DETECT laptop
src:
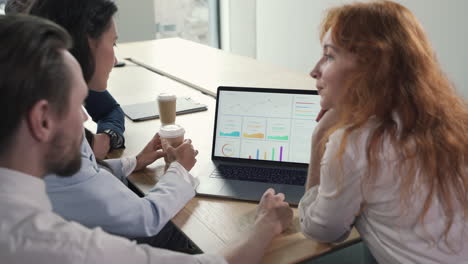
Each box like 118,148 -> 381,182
196,86 -> 321,205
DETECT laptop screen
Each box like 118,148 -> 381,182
212,87 -> 320,165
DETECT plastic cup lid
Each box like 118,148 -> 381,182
157,93 -> 177,101
159,124 -> 185,138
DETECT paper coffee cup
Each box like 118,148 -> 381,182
159,124 -> 185,169
159,124 -> 185,149
157,93 -> 177,125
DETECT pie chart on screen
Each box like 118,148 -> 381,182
221,144 -> 235,157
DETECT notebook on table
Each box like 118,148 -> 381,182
196,86 -> 321,205
122,97 -> 207,121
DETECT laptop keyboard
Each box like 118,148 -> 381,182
210,164 -> 306,186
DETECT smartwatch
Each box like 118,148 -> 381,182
103,129 -> 124,149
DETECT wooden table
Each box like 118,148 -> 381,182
116,38 -> 316,97
89,45 -> 360,263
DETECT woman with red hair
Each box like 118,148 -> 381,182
299,1 -> 468,263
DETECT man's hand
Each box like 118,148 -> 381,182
93,133 -> 111,160
135,133 -> 166,171
255,188 -> 293,236
165,139 -> 199,171
221,188 -> 293,264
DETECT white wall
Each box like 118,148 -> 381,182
220,0 -> 257,57
255,0 -> 468,99
113,0 -> 156,43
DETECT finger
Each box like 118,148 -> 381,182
154,133 -> 161,143
262,188 -> 275,199
275,192 -> 285,201
177,143 -> 191,152
146,136 -> 157,147
154,150 -> 167,159
150,138 -> 159,150
166,146 -> 175,155
316,108 -> 328,122
184,138 -> 192,144
161,140 -> 169,149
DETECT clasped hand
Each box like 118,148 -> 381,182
135,133 -> 198,172
255,188 -> 293,236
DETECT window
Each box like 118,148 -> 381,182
154,0 -> 219,48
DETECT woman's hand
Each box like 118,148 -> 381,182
135,133 -> 166,171
92,133 -> 111,160
313,108 -> 340,142
307,109 -> 341,190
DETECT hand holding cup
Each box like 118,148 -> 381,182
166,139 -> 199,171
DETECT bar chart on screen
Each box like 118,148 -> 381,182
240,140 -> 289,161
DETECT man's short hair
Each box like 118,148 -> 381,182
0,14 -> 72,153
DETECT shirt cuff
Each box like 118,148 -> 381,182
298,185 -> 319,236
121,156 -> 137,177
167,162 -> 199,189
298,185 -> 350,243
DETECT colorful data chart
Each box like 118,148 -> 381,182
221,144 -> 235,157
221,94 -> 292,118
242,117 -> 266,139
220,131 -> 240,137
218,116 -> 242,137
243,132 -> 265,139
293,96 -> 320,119
246,146 -> 285,161
267,119 -> 290,141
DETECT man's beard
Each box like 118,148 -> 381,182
45,132 -> 82,177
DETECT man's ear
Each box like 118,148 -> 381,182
27,99 -> 56,143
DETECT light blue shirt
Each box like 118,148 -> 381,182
44,137 -> 196,238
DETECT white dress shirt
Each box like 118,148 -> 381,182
0,167 -> 227,264
299,119 -> 468,264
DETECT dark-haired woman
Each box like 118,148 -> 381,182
6,0 -> 126,159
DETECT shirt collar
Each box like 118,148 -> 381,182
0,167 -> 52,210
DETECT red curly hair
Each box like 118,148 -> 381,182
320,0 -> 468,246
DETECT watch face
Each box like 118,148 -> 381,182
113,134 -> 124,148
104,129 -> 124,149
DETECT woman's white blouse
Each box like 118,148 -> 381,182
299,121 -> 468,264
